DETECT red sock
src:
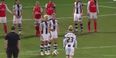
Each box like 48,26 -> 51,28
88,21 -> 91,32
94,20 -> 97,32
4,24 -> 7,34
35,25 -> 40,36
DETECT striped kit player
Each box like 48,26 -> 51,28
63,25 -> 77,58
73,0 -> 83,32
49,15 -> 59,55
40,15 -> 51,56
13,0 -> 22,34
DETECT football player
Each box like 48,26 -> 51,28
40,15 -> 50,56
73,0 -> 83,32
13,0 -> 22,35
33,1 -> 43,36
63,25 -> 77,58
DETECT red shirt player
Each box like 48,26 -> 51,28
0,0 -> 12,34
45,0 -> 56,20
33,1 -> 43,37
87,0 -> 99,32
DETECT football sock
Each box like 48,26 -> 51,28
74,23 -> 78,31
18,24 -> 22,32
48,42 -> 51,51
35,25 -> 40,36
53,43 -> 58,50
80,23 -> 83,32
3,24 -> 7,34
94,20 -> 97,32
40,44 -> 44,52
44,44 -> 48,52
88,21 -> 91,32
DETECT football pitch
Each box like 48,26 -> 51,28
0,0 -> 116,58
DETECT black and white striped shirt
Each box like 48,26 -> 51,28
74,1 -> 83,14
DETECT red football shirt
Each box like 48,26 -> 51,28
33,5 -> 42,19
46,2 -> 55,15
89,0 -> 97,12
0,2 -> 6,17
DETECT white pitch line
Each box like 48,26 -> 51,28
6,13 -> 116,22
19,13 -> 116,21
99,5 -> 116,9
0,45 -> 116,55
103,55 -> 116,56
23,2 -> 116,9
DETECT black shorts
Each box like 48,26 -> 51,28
6,47 -> 19,58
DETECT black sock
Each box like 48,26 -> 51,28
75,23 -> 78,31
53,43 -> 58,50
40,44 -> 44,52
80,23 -> 83,31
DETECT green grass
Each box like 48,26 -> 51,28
0,0 -> 116,58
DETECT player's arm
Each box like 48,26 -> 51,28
74,36 -> 77,48
40,7 -> 44,17
57,20 -> 59,33
96,0 -> 99,14
73,2 -> 75,15
6,5 -> 12,14
20,4 -> 23,16
48,22 -> 52,38
44,3 -> 47,14
63,36 -> 67,48
87,1 -> 90,15
13,5 -> 16,16
32,6 -> 35,19
53,2 -> 56,14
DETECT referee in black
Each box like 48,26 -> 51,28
4,26 -> 20,58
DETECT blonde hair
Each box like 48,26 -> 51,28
68,25 -> 74,31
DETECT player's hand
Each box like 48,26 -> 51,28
87,13 -> 90,17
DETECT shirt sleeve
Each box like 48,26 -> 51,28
45,4 -> 47,8
6,4 -> 12,14
96,0 -> 99,13
63,37 -> 67,48
87,1 -> 90,13
74,35 -> 77,48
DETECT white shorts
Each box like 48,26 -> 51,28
48,15 -> 53,20
13,16 -> 22,24
74,13 -> 82,22
34,18 -> 41,24
65,46 -> 74,56
41,33 -> 50,41
0,17 -> 7,23
50,30 -> 58,40
89,12 -> 97,19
